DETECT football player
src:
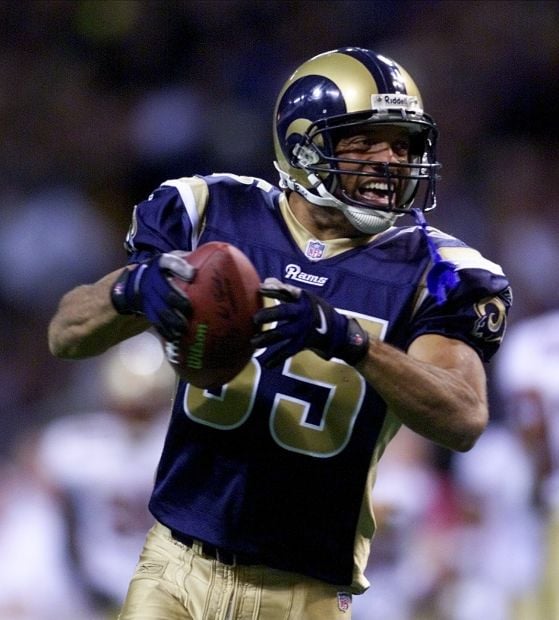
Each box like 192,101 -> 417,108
495,310 -> 559,619
48,48 -> 511,619
38,332 -> 174,617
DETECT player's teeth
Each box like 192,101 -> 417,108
362,182 -> 388,191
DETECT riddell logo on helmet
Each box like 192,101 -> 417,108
383,94 -> 408,105
372,94 -> 422,113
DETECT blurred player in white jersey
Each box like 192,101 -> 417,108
38,332 -> 174,618
450,422 -> 542,620
495,310 -> 559,619
0,432 -> 92,619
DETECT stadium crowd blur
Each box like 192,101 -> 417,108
1,1 -> 558,618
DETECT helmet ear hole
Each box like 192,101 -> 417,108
291,143 -> 321,168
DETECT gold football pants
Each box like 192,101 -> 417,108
118,521 -> 353,619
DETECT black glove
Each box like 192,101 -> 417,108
111,251 -> 195,341
252,277 -> 369,368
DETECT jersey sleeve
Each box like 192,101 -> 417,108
123,177 -> 209,263
408,248 -> 512,362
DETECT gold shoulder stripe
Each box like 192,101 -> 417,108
162,177 -> 209,247
438,247 -> 504,276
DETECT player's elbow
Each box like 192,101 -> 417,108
48,314 -> 101,359
48,323 -> 82,359
453,405 -> 488,452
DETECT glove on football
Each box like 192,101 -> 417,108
111,251 -> 195,341
252,277 -> 369,368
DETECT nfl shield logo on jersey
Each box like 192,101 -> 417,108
305,239 -> 326,261
337,592 -> 352,612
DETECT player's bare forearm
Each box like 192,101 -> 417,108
355,334 -> 488,452
48,268 -> 150,359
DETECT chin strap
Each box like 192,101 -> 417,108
274,162 -> 398,234
274,162 -> 342,209
412,208 -> 460,305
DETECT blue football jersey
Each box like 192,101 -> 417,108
123,173 -> 511,590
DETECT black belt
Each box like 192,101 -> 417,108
171,530 -> 250,566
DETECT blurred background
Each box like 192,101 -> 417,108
1,0 -> 558,618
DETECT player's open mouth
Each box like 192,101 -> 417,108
357,181 -> 393,206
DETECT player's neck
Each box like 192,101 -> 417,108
287,192 -> 364,240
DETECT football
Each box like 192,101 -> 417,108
164,242 -> 262,389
